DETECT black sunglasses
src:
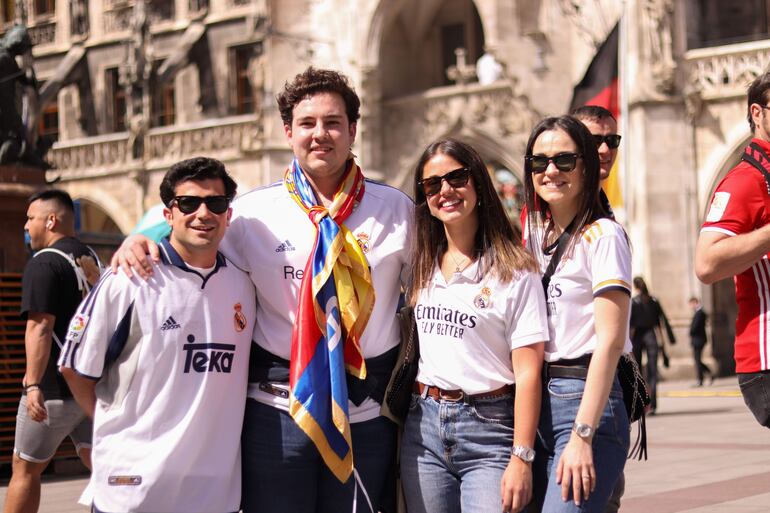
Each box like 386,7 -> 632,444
171,195 -> 230,215
593,134 -> 622,149
525,153 -> 581,174
418,167 -> 471,197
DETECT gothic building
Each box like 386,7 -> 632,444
2,0 -> 768,376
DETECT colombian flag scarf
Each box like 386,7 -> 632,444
285,156 -> 375,482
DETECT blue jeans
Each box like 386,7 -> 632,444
532,377 -> 629,513
738,371 -> 770,428
400,392 -> 517,513
241,399 -> 397,513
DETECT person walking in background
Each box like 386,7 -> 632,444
4,190 -> 96,513
524,116 -> 631,513
630,276 -> 676,415
688,297 -> 713,387
401,139 -> 548,513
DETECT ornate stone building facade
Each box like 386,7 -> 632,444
3,0 -> 768,376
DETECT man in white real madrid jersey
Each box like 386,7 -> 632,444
59,157 -> 255,513
111,68 -> 412,512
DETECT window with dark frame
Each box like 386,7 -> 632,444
1,0 -> 14,24
441,24 -> 466,86
106,68 -> 127,132
230,45 -> 255,115
38,97 -> 59,142
35,0 -> 55,17
687,0 -> 770,49
151,63 -> 175,127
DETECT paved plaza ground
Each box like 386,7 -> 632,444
0,377 -> 767,512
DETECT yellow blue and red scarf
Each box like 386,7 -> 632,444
286,156 -> 375,482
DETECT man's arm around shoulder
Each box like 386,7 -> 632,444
695,224 -> 770,284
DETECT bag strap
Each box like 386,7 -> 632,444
741,142 -> 770,195
541,219 -> 576,294
34,246 -> 100,296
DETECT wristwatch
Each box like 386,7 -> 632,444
572,422 -> 595,440
512,445 -> 535,463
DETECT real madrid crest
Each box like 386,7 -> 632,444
233,303 -> 247,332
473,287 -> 492,309
356,232 -> 370,253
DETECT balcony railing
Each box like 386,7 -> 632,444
685,39 -> 770,100
49,115 -> 261,174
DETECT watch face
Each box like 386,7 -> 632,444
576,423 -> 593,438
514,446 -> 535,462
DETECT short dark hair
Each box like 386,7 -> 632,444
159,157 -> 237,207
28,189 -> 75,213
571,105 -> 616,123
747,72 -> 770,131
276,67 -> 361,126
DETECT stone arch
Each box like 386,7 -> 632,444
698,122 -> 751,216
68,189 -> 133,236
393,121 -> 522,191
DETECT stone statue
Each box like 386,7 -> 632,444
642,0 -> 676,94
0,25 -> 41,165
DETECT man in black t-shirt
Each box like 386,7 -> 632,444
4,190 -> 94,513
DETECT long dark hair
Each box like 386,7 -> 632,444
409,138 -> 537,305
523,116 -> 607,253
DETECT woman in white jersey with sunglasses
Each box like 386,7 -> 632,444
523,116 -> 632,513
400,138 -> 548,513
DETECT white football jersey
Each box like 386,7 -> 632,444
59,239 -> 255,513
415,261 -> 549,393
529,218 -> 632,362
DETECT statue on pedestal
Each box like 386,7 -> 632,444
0,25 -> 43,166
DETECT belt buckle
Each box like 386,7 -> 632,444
439,390 -> 464,402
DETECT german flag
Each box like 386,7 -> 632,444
570,23 -> 623,210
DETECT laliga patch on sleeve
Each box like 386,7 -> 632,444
706,192 -> 730,222
67,314 -> 89,343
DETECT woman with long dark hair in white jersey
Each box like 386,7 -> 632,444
401,138 -> 548,513
524,116 -> 632,513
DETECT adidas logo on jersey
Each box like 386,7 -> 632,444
275,240 -> 296,252
160,316 -> 181,331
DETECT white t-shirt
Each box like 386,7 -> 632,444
415,261 -> 549,394
222,178 -> 413,421
530,218 -> 633,362
59,239 -> 256,513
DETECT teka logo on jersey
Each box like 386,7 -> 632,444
183,334 -> 236,373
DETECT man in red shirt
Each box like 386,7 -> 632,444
696,71 -> 770,428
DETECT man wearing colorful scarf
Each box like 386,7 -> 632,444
111,68 -> 413,512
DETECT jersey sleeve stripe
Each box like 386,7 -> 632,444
593,279 -> 631,294
105,303 -> 135,368
593,285 -> 631,298
700,226 -> 737,237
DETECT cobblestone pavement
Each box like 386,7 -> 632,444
1,377 -> 768,512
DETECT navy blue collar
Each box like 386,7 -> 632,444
158,237 -> 227,288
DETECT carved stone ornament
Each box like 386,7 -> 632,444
641,0 -> 676,95
382,82 -> 540,183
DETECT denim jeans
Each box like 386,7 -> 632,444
632,329 -> 658,410
400,392 -> 517,513
738,371 -> 770,428
532,377 -> 629,513
241,399 -> 397,513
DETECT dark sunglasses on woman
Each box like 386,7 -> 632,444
171,195 -> 230,215
525,153 -> 581,174
593,134 -> 622,149
418,167 -> 471,197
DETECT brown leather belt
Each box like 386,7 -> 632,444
414,382 -> 513,403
